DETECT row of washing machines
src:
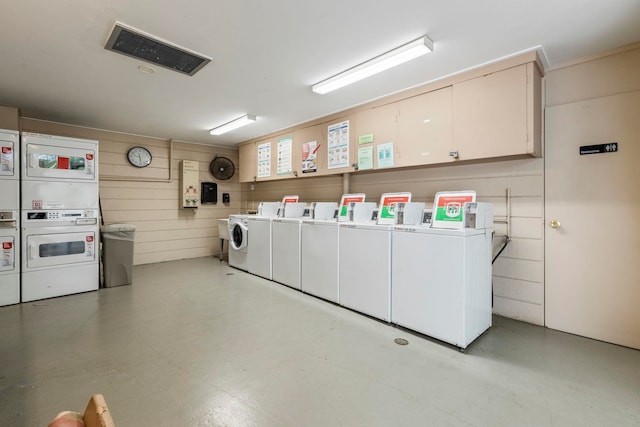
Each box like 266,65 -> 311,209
228,192 -> 493,349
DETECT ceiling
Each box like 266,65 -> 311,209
2,1 -> 639,148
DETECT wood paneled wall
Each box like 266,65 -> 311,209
248,158 -> 545,325
21,118 -> 240,265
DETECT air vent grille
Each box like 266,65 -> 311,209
105,23 -> 211,76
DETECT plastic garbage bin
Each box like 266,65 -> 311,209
101,223 -> 136,287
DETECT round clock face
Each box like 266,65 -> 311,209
127,146 -> 152,168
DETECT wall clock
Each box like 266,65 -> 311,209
127,146 -> 152,168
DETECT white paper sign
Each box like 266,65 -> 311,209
327,120 -> 350,169
257,142 -> 271,178
277,137 -> 293,175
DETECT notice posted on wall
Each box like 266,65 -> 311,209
376,142 -> 394,168
328,120 -> 350,169
277,136 -> 293,175
302,140 -> 319,173
257,142 -> 271,178
358,146 -> 373,170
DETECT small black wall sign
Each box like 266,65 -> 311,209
579,143 -> 618,155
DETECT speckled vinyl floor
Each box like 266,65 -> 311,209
0,257 -> 639,426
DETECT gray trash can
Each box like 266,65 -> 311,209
101,223 -> 136,287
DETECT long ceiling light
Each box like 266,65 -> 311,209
312,36 -> 433,95
210,114 -> 257,135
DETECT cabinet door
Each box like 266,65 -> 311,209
252,133 -> 294,182
324,115 -> 357,174
452,64 -> 538,160
354,103 -> 398,170
396,87 -> 454,167
238,142 -> 256,183
294,123 -> 325,176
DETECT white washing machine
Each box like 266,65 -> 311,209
337,202 -> 393,321
271,203 -> 307,289
228,215 -> 249,271
0,129 -> 20,306
245,201 -> 282,280
300,202 -> 339,302
391,203 -> 493,349
301,221 -> 339,302
247,216 -> 273,280
339,222 -> 392,321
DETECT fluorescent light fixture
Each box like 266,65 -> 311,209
312,36 -> 433,95
210,114 -> 257,135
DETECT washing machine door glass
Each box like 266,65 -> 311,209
230,223 -> 247,250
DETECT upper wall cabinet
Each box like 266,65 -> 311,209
252,133 -> 295,182
452,63 -> 542,160
294,123 -> 326,176
353,103 -> 398,170
322,115 -> 357,175
238,141 -> 256,182
396,86 -> 454,167
238,56 -> 543,182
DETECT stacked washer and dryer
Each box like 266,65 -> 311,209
20,133 -> 100,302
0,129 -> 20,306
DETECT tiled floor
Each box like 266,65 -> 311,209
1,257 -> 639,426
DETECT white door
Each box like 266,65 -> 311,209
22,134 -> 97,181
0,137 -> 17,177
25,230 -> 96,269
545,91 -> 640,349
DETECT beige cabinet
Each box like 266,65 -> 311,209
324,116 -> 357,175
396,87 -> 454,167
452,63 -> 542,160
238,142 -> 256,183
353,103 -> 398,170
238,59 -> 543,182
294,123 -> 325,176
253,133 -> 295,182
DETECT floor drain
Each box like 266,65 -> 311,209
394,338 -> 409,346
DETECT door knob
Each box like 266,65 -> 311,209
549,220 -> 561,229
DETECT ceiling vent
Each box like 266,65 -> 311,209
104,23 -> 211,76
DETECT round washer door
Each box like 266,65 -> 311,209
230,222 -> 248,250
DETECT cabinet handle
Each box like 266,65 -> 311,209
549,220 -> 561,229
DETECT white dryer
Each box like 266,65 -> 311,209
228,215 -> 249,271
0,129 -> 20,306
